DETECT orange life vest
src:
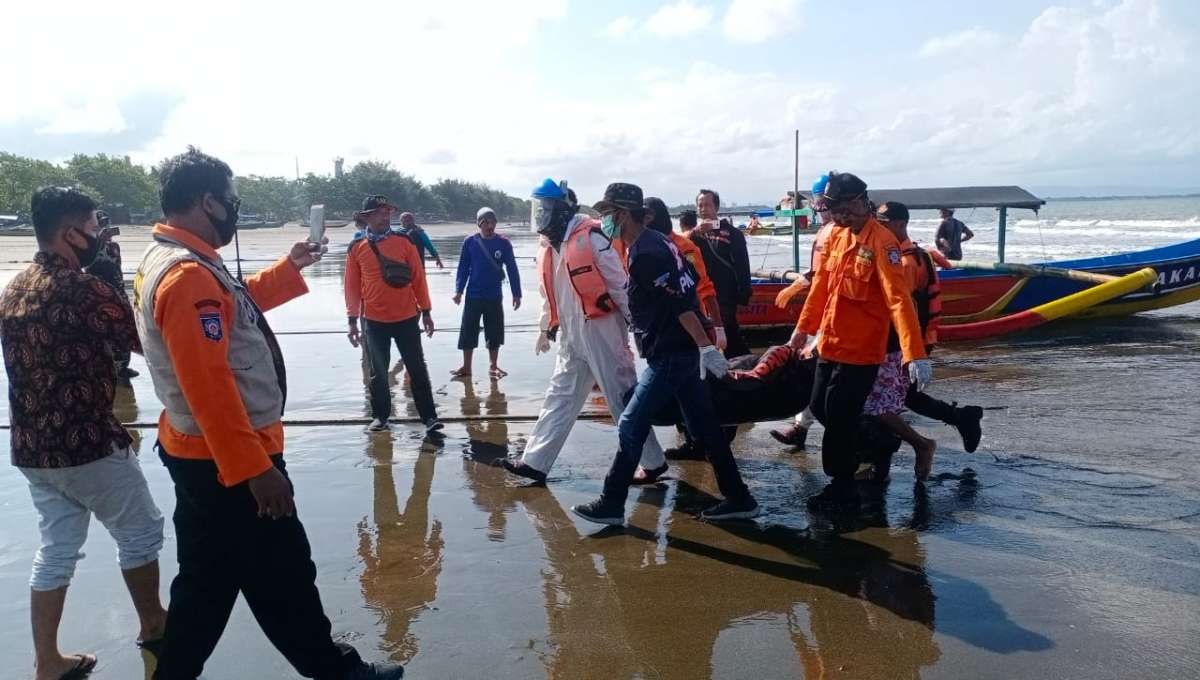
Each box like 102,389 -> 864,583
539,219 -> 617,334
905,246 -> 942,347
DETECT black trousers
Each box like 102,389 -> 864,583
363,316 -> 437,422
719,301 -> 751,358
809,359 -> 880,482
155,451 -> 360,680
458,296 -> 505,351
905,383 -> 958,424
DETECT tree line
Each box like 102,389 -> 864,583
0,152 -> 530,223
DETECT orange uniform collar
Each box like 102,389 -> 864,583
153,223 -> 221,261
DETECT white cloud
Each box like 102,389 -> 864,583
1,0 -> 1196,203
602,15 -> 636,38
918,27 -> 1002,58
723,0 -> 801,43
645,1 -> 713,38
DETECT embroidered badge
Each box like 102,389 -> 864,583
199,312 -> 223,341
857,247 -> 875,262
887,247 -> 902,265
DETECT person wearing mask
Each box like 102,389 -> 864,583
789,172 -> 931,508
398,211 -> 444,269
500,179 -> 668,486
451,207 -> 522,379
345,195 -> 443,434
644,196 -> 734,460
691,188 -> 752,357
86,209 -> 139,381
935,208 -> 974,261
572,183 -> 759,524
770,175 -> 835,449
2,187 -> 165,680
134,148 -> 404,679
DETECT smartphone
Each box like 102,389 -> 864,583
308,204 -> 325,244
99,225 -> 121,239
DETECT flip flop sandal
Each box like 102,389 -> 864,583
57,653 -> 97,680
137,637 -> 164,656
449,368 -> 471,378
489,367 -> 508,378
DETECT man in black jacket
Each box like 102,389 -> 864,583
689,188 -> 752,357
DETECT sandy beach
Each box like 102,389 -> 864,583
1,222 -> 1198,679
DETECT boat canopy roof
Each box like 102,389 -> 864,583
799,185 -> 1046,212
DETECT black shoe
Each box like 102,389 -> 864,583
701,496 -> 761,520
500,458 -> 547,484
344,660 -> 405,679
571,497 -> 625,525
805,482 -> 857,511
118,367 -> 139,379
769,424 -> 808,449
424,418 -> 445,434
955,405 -> 983,453
632,463 -> 669,485
664,441 -> 706,461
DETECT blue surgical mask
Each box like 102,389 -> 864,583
601,214 -> 620,239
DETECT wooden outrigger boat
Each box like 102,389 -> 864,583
742,186 -> 1200,340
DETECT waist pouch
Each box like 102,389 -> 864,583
368,240 -> 413,288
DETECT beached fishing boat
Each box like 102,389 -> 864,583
743,186 -> 1200,340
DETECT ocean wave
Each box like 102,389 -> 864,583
1014,217 -> 1200,230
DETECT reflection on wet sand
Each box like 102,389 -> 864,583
459,379 -> 513,542
509,455 -> 945,679
358,434 -> 444,664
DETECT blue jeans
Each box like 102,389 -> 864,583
602,350 -> 751,504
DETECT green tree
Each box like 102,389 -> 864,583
0,152 -> 85,215
66,153 -> 156,213
236,175 -> 300,220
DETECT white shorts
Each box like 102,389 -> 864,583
19,446 -> 164,591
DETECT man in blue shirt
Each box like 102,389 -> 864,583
572,183 -> 760,524
452,207 -> 521,379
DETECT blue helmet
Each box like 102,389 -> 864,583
811,173 -> 830,197
532,178 -> 568,201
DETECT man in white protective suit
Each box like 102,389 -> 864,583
499,179 -> 668,485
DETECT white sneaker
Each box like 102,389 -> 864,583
368,419 -> 389,432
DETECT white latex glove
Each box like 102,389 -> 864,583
699,345 -> 729,380
534,331 -> 551,355
714,326 -> 727,352
908,359 -> 933,392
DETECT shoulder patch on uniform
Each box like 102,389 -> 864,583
193,298 -> 222,310
887,246 -> 902,265
199,311 -> 223,341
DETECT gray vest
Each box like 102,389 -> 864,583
134,235 -> 287,436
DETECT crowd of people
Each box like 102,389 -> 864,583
1,145 -> 984,678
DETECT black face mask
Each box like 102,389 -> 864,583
71,228 -> 101,268
206,195 -> 240,246
537,201 -> 574,249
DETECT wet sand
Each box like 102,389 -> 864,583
1,226 -> 1198,679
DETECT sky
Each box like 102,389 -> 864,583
2,0 -> 1198,204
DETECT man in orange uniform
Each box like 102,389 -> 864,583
788,172 -> 932,507
135,148 -> 404,679
344,195 -> 442,434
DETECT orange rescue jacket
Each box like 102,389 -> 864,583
539,218 -> 617,334
796,218 -> 927,365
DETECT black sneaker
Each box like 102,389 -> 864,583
118,367 -> 140,379
500,458 -> 547,484
344,660 -> 405,679
571,497 -> 625,525
424,418 -> 445,435
769,424 -> 808,449
700,496 -> 761,520
955,405 -> 983,453
664,441 -> 706,461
